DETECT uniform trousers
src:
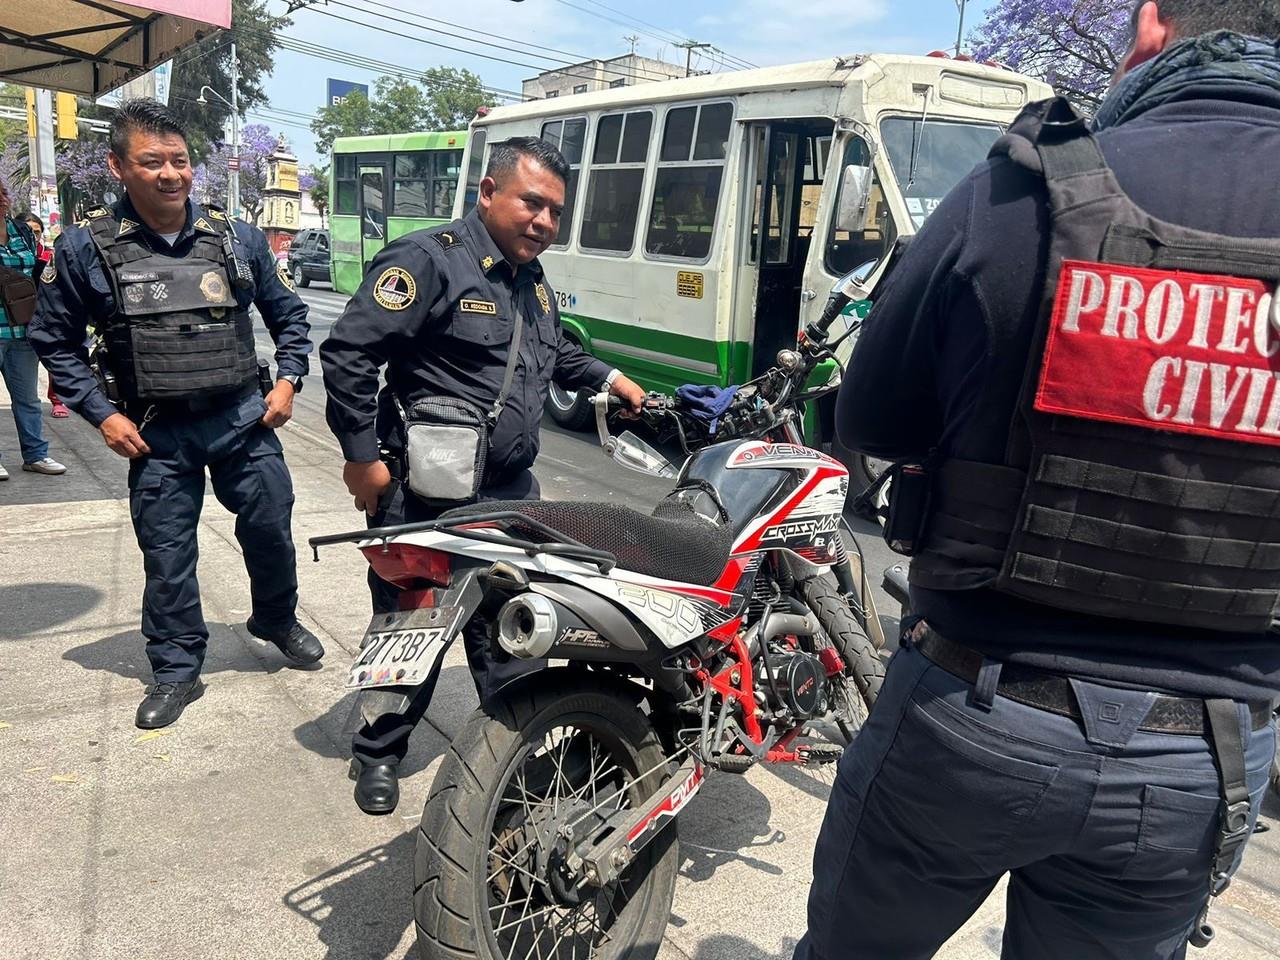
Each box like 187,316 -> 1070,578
127,390 -> 299,683
351,468 -> 544,767
794,640 -> 1276,960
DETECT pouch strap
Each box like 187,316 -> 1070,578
487,305 -> 526,426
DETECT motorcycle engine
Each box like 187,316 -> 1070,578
763,651 -> 827,719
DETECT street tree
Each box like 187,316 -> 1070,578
58,137 -> 116,217
192,124 -> 280,222
306,165 -> 329,226
969,0 -> 1132,109
310,69 -> 495,155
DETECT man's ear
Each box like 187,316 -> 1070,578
1123,1 -> 1175,74
106,150 -> 124,182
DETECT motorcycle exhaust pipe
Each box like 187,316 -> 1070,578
497,593 -> 558,659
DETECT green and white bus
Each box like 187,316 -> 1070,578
330,130 -> 467,294
456,53 -> 1052,470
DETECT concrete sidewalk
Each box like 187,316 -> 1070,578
1,384 -> 1278,960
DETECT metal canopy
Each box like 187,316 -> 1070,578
0,1 -> 231,98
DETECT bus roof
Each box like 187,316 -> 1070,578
332,129 -> 468,154
471,53 -> 1051,127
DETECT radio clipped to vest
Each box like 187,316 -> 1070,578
852,458 -> 933,556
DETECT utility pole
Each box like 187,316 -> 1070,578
25,88 -> 60,230
955,0 -> 969,57
229,41 -> 241,220
677,40 -> 712,78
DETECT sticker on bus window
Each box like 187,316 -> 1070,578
677,271 -> 704,300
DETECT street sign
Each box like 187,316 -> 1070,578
227,156 -> 240,171
326,78 -> 369,108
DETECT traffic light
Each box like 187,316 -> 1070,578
56,93 -> 78,140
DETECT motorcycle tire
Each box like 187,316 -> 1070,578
802,574 -> 885,742
413,671 -> 679,960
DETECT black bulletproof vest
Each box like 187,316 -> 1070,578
85,206 -> 256,402
912,97 -> 1280,634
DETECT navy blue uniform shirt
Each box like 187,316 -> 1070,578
29,195 -> 312,427
839,81 -> 1280,702
321,208 -> 612,479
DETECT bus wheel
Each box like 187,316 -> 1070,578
547,381 -> 593,430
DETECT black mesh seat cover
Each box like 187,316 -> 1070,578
442,497 -> 736,586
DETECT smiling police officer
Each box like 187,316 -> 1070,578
29,99 -> 324,730
321,137 -> 645,814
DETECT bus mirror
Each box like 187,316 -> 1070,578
836,164 -> 873,233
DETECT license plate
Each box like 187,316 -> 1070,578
348,606 -> 463,689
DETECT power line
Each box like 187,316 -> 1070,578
553,0 -> 757,71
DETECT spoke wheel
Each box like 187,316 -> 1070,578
414,673 -> 678,960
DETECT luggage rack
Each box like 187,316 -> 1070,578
308,510 -> 618,573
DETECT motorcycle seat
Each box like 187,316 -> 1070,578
443,498 -> 737,587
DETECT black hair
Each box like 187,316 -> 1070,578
485,137 -> 570,186
25,213 -> 43,230
1134,1 -> 1280,41
109,98 -> 188,158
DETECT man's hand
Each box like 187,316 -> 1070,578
260,381 -> 295,429
99,412 -> 150,459
344,459 -> 393,516
609,374 -> 646,414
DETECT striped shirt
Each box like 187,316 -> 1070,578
0,218 -> 36,340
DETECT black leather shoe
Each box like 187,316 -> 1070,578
353,763 -> 400,815
246,617 -> 325,666
135,680 -> 205,729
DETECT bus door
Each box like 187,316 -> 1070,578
359,163 -> 388,272
745,119 -> 833,376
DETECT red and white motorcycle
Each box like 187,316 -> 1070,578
310,271 -> 886,960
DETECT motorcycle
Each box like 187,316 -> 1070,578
309,268 -> 888,960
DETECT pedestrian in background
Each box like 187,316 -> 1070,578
30,99 -> 323,729
0,178 -> 66,481
23,214 -> 70,418
797,2 -> 1280,959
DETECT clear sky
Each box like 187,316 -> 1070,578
253,0 -> 1000,167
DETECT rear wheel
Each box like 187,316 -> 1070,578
802,574 -> 884,743
547,380 -> 594,430
414,673 -> 679,960
292,264 -> 310,288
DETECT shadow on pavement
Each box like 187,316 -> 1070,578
690,934 -> 798,959
0,581 -> 103,638
679,773 -> 786,882
62,621 -> 296,682
282,830 -> 416,960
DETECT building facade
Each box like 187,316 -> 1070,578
522,54 -> 687,101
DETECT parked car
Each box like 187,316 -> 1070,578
286,228 -> 330,288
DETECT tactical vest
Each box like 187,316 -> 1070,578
84,206 -> 257,403
911,97 -> 1280,633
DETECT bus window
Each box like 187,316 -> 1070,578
393,149 -> 463,218
879,117 -> 999,228
335,154 -> 358,215
824,136 -> 895,277
581,110 -> 652,254
645,101 -> 733,261
462,129 -> 486,215
541,117 -> 587,246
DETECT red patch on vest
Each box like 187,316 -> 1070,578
1036,259 -> 1280,446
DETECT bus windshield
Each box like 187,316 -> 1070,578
879,117 -> 1001,229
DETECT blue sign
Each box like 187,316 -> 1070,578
326,79 -> 369,108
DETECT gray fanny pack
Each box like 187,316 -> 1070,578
397,310 -> 524,504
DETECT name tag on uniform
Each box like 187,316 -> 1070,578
460,299 -> 497,315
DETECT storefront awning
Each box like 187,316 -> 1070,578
0,1 -> 231,98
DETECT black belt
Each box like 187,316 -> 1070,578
913,624 -> 1271,736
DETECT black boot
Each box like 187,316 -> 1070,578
352,762 -> 400,815
135,679 -> 205,729
246,617 -> 325,666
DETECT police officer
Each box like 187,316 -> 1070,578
321,137 -> 645,814
797,3 -> 1280,958
30,99 -> 324,730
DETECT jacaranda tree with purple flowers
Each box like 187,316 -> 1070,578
192,123 -> 279,222
970,0 -> 1134,109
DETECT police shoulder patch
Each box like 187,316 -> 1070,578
207,208 -> 228,222
433,230 -> 462,250
372,267 -> 417,311
40,261 -> 57,284
276,259 -> 296,292
85,207 -> 110,220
